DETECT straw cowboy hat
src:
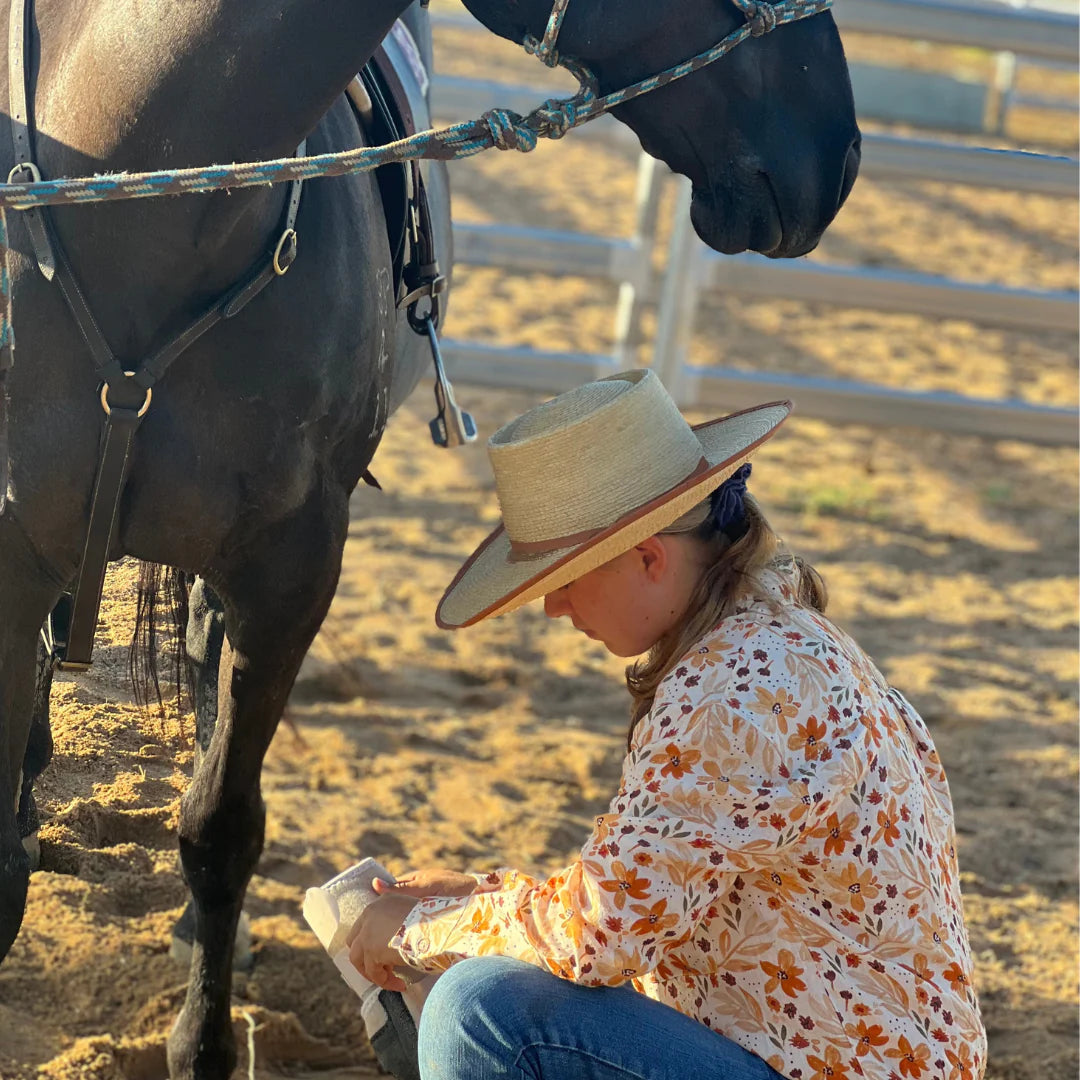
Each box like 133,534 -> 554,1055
436,369 -> 791,629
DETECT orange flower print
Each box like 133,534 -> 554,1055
918,913 -> 953,956
808,811 -> 858,856
562,907 -> 589,948
750,686 -> 800,732
467,907 -> 491,934
807,1045 -> 849,1080
753,867 -> 807,903
852,1003 -> 871,1017
629,899 -> 680,936
908,952 -> 935,981
942,962 -> 969,994
700,756 -> 753,797
831,863 -> 880,911
946,1044 -> 975,1080
610,946 -> 643,979
885,1037 -> 932,1078
788,715 -> 827,760
760,948 -> 808,998
599,861 -> 651,909
650,743 -> 701,780
874,797 -> 902,847
846,1019 -> 889,1059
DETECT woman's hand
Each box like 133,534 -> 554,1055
373,868 -> 477,899
346,893 -> 418,992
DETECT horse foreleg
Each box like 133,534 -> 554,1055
0,521 -> 62,961
166,492 -> 349,1080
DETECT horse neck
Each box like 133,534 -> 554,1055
25,0 -> 413,317
34,0 -> 413,171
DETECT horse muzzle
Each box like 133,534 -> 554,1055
690,134 -> 862,259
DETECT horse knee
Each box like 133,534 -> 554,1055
176,789 -> 265,906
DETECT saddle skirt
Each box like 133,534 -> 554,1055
354,18 -> 448,313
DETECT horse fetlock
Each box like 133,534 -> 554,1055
166,1006 -> 238,1080
0,847 -> 31,962
170,906 -> 253,972
21,831 -> 40,871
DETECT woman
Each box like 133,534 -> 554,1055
347,369 -> 986,1080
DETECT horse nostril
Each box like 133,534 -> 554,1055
837,136 -> 861,211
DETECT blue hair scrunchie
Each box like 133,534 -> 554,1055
708,462 -> 752,535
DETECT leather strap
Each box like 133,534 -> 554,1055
56,155 -> 305,670
50,242 -> 129,387
0,369 -> 8,515
60,405 -> 142,670
136,146 -> 304,391
8,0 -> 55,280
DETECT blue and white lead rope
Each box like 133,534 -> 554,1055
0,0 -> 832,361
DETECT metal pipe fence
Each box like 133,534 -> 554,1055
432,2 -> 1079,444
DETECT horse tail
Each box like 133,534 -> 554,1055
130,562 -> 191,718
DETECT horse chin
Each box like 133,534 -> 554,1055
689,186 -> 783,257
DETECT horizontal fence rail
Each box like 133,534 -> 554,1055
703,252 -> 1079,334
451,223 -> 1079,335
684,367 -> 1078,446
834,0 -> 1078,62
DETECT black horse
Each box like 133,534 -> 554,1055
0,0 -> 860,1076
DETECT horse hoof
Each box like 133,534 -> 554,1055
170,909 -> 254,972
21,832 -> 40,872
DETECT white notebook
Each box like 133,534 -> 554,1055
303,857 -> 437,1024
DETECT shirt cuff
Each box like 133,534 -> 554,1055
391,893 -> 472,970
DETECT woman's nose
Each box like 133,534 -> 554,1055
544,589 -> 570,619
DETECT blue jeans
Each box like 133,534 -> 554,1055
416,956 -> 785,1080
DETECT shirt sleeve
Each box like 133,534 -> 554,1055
393,619 -> 869,984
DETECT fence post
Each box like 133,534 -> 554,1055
651,175 -> 703,406
612,153 -> 664,371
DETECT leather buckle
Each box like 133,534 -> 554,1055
273,228 -> 298,275
100,371 -> 152,418
400,273 -> 448,313
7,160 -> 41,184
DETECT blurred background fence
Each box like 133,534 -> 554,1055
427,0 -> 1079,445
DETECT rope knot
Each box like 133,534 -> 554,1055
746,2 -> 778,36
482,109 -> 539,153
529,97 -> 579,141
522,33 -> 560,69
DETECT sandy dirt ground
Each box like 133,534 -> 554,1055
0,6 -> 1076,1079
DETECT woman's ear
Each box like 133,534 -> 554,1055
636,535 -> 670,584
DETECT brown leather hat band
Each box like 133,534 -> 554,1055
507,456 -> 710,561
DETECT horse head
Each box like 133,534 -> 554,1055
461,0 -> 861,258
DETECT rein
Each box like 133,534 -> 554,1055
0,0 -> 832,215
0,0 -> 832,670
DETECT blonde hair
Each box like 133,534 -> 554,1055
624,493 -> 826,744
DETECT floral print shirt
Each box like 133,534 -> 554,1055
394,562 -> 986,1080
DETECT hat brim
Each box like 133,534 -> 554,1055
436,399 -> 792,629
